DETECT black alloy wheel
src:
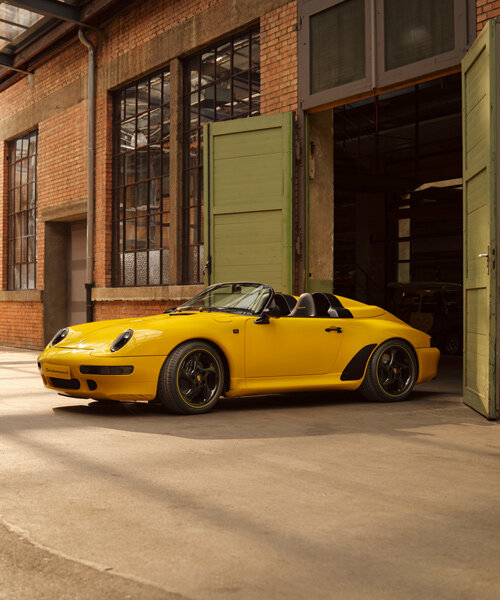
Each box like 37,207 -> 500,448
178,350 -> 220,406
158,341 -> 224,414
376,346 -> 413,396
359,339 -> 417,402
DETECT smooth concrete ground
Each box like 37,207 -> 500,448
0,348 -> 499,600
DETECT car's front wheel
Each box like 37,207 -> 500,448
158,341 -> 224,414
359,339 -> 417,402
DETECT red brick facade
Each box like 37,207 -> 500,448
261,1 -> 298,114
94,300 -> 177,322
0,0 -> 299,349
478,0 -> 500,30
0,302 -> 43,349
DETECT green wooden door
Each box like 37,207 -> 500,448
462,19 -> 499,420
204,113 -> 293,292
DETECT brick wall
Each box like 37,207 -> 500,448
260,1 -> 298,114
37,102 -> 87,290
0,40 -> 87,123
94,91 -> 113,289
0,302 -> 43,350
477,0 -> 500,31
102,0 -> 218,66
0,0 -> 299,349
95,299 -> 178,321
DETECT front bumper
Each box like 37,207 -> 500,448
38,347 -> 165,402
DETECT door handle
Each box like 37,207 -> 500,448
478,248 -> 491,274
325,326 -> 343,333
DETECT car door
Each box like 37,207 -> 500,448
244,316 -> 344,378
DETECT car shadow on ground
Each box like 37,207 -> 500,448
50,383 -> 497,443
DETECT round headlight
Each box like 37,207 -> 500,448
50,328 -> 69,347
110,329 -> 134,353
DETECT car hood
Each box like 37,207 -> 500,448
46,311 -> 238,355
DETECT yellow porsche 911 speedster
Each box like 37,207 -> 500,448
38,282 -> 440,414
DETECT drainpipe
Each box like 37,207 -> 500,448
78,28 -> 95,322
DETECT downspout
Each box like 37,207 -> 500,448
78,28 -> 95,323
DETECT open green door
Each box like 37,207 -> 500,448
203,113 -> 293,292
462,19 -> 499,420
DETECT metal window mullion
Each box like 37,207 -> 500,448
133,80 -> 138,286
159,72 -> 164,283
122,189 -> 126,286
145,78 -> 151,285
132,218 -> 137,286
230,39 -> 234,119
249,30 -> 253,113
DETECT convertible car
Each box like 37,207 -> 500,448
38,282 -> 440,414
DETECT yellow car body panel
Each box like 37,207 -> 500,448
38,290 -> 440,403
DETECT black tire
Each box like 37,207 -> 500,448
358,339 -> 417,402
444,332 -> 461,356
158,341 -> 224,414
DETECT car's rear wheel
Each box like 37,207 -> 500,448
359,339 -> 417,402
158,341 -> 224,414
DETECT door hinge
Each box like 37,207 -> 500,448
203,255 -> 212,276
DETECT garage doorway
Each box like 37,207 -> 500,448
333,73 -> 463,356
43,218 -> 87,345
68,221 -> 87,325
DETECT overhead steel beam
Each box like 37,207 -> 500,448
3,0 -> 98,29
0,17 -> 29,29
0,51 -> 31,73
0,53 -> 13,68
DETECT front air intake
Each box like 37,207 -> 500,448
80,365 -> 134,375
50,377 -> 81,390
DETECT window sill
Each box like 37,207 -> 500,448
0,289 -> 43,302
92,285 -> 204,302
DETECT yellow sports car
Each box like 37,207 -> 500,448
38,282 -> 440,414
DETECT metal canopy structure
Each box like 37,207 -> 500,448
0,0 -> 111,84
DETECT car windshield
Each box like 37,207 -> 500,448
174,283 -> 272,316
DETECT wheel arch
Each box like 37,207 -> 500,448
165,337 -> 231,393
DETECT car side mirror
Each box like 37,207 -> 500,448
254,305 -> 281,324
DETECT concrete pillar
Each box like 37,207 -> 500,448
307,110 -> 334,293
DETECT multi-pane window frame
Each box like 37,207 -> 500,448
298,0 -> 475,110
182,25 -> 261,284
112,68 -> 171,287
7,129 -> 38,291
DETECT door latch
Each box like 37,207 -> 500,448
325,327 -> 343,333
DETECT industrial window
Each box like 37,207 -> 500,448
7,130 -> 38,290
310,0 -> 366,95
299,0 -> 473,109
112,69 -> 171,286
182,26 -> 260,284
384,0 -> 455,72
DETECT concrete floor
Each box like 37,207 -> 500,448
0,348 -> 499,599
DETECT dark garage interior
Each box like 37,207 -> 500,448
332,73 -> 463,354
